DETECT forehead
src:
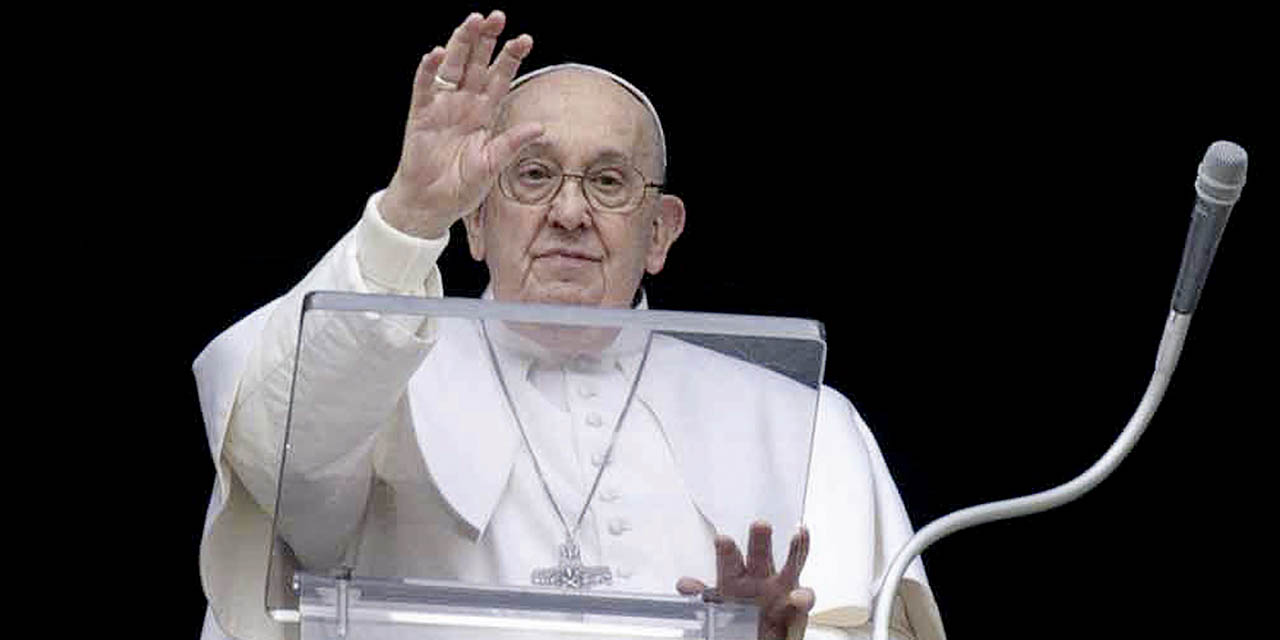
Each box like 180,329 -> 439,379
503,70 -> 657,168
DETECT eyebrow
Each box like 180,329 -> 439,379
519,142 -> 635,167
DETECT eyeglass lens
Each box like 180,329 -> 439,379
502,159 -> 645,211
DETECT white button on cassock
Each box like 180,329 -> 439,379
608,518 -> 631,535
577,384 -> 597,399
591,452 -> 609,467
599,487 -> 620,503
585,412 -> 603,428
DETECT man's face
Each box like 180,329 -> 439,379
464,70 -> 683,308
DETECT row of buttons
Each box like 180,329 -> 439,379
568,375 -> 633,579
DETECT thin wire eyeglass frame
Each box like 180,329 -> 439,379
498,161 -> 665,214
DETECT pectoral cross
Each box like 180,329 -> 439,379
531,540 -> 612,589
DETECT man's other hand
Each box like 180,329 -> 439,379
677,522 -> 815,640
381,10 -> 544,239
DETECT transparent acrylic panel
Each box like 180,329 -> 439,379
266,293 -> 825,637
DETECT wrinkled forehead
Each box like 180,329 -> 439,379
500,67 -> 664,177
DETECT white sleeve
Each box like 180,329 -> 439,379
195,191 -> 450,640
808,593 -> 921,639
803,387 -> 946,640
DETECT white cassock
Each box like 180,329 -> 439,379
195,193 -> 945,640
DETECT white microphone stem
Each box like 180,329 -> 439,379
871,311 -> 1190,640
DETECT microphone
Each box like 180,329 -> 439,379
1171,140 -> 1248,314
872,139 -> 1250,640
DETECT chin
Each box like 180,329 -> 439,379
524,283 -> 605,307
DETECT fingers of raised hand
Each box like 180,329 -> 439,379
439,13 -> 482,86
413,12 -> 531,112
746,521 -> 776,578
409,47 -> 447,111
486,34 -> 533,101
464,10 -> 506,89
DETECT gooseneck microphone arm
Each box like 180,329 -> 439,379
871,141 -> 1248,640
870,312 -> 1188,639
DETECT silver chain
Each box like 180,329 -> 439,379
479,320 -> 654,543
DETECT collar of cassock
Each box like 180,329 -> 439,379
404,288 -> 664,539
479,285 -> 652,385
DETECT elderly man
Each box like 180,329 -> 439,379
195,10 -> 942,640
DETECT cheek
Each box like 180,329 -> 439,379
487,211 -> 538,262
603,221 -> 653,271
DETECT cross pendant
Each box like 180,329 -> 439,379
531,539 -> 612,589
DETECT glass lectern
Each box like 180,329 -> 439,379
267,292 -> 825,639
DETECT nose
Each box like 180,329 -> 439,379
546,175 -> 592,231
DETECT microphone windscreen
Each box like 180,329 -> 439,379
1196,140 -> 1248,203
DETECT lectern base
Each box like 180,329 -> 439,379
285,572 -> 759,640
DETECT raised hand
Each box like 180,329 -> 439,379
677,522 -> 815,640
381,10 -> 544,239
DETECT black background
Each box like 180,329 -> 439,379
106,5 -> 1274,638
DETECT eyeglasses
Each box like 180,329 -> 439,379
498,158 -> 664,213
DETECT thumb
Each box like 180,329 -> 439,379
785,588 -> 814,640
675,576 -> 706,596
483,122 -> 545,177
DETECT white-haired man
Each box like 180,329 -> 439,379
195,10 -> 942,640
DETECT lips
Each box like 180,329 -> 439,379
535,248 -> 601,262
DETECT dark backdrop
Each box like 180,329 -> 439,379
121,5 -> 1273,638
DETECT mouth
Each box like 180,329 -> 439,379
535,248 -> 601,263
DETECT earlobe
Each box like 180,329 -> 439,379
646,195 -> 686,275
463,207 -> 486,262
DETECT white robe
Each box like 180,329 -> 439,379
194,192 -> 944,640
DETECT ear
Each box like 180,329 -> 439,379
462,206 -> 487,262
645,194 -> 685,275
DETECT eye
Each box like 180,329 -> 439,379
588,168 -> 627,191
516,160 -> 556,184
